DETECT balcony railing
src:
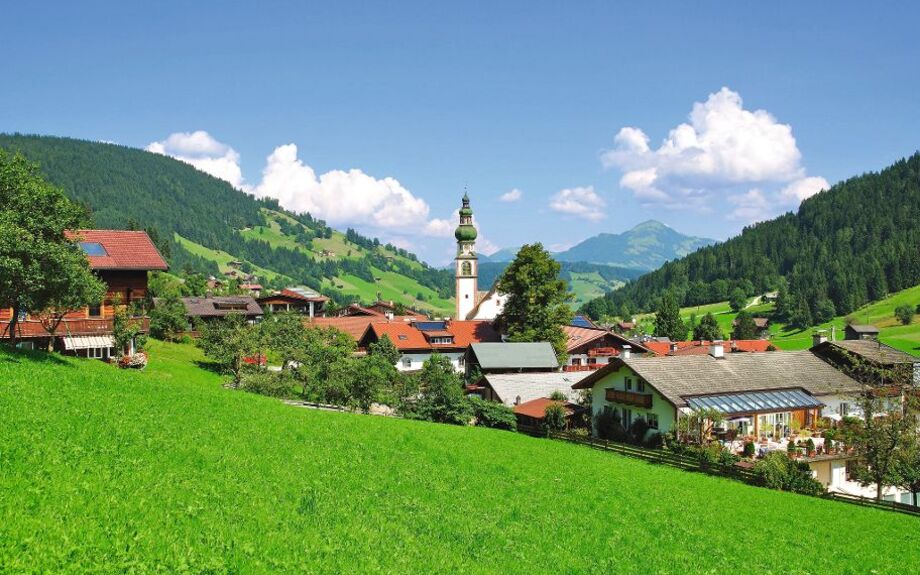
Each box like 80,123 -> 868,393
606,388 -> 652,408
588,347 -> 618,357
0,317 -> 150,338
564,364 -> 604,372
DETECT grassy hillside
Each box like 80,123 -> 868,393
643,285 -> 920,356
2,344 -> 919,573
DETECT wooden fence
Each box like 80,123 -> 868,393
548,431 -> 920,517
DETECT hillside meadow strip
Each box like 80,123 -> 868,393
1,341 -> 919,574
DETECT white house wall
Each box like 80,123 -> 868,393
589,365 -> 675,433
397,352 -> 465,373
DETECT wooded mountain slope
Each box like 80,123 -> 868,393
583,153 -> 920,325
0,134 -> 454,311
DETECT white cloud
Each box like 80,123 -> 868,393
499,188 -> 522,202
780,176 -> 830,202
728,189 -> 771,223
147,132 -> 448,236
147,131 -> 246,190
549,186 -> 606,221
602,87 -> 826,222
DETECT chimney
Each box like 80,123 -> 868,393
812,330 -> 828,347
385,311 -> 394,320
621,345 -> 631,360
668,342 -> 678,355
710,340 -> 725,359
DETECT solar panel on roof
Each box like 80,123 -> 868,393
570,315 -> 594,328
414,321 -> 447,331
79,242 -> 107,256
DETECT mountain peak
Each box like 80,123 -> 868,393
629,219 -> 670,232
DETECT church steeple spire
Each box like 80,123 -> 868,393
454,192 -> 478,319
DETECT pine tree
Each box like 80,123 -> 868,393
693,313 -> 723,341
653,293 -> 686,341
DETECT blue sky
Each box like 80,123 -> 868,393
2,1 -> 918,264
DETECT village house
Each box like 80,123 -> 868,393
173,296 -> 263,330
641,339 -> 773,356
358,319 -> 500,372
471,371 -> 589,406
257,287 -> 329,317
513,397 -> 585,434
238,283 -> 263,297
563,325 -> 651,371
0,230 -> 168,358
465,342 -> 559,376
810,334 -> 920,388
572,342 -> 863,439
844,324 -> 880,340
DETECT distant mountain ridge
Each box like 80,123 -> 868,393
554,220 -> 716,270
482,221 -> 715,271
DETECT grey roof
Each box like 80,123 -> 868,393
574,351 -> 862,407
824,340 -> 919,364
686,389 -> 824,415
847,324 -> 880,334
481,372 -> 590,407
176,296 -> 263,318
470,342 -> 559,370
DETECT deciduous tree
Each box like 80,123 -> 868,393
495,243 -> 573,361
692,312 -> 723,341
653,293 -> 686,341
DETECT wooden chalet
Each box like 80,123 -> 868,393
0,230 -> 168,358
562,325 -> 651,371
257,287 -> 328,317
358,319 -> 501,372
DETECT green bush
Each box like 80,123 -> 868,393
595,408 -> 628,442
467,396 -> 517,431
743,441 -> 756,458
542,404 -> 567,435
753,452 -> 824,495
643,431 -> 664,449
628,417 -> 650,445
240,371 -> 296,398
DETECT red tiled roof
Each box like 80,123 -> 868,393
367,320 -> 500,351
65,230 -> 168,271
513,398 -> 581,419
279,288 -> 328,302
307,315 -> 419,342
563,325 -> 650,354
644,340 -> 773,356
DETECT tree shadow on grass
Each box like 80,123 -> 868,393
194,359 -> 225,375
0,347 -> 73,367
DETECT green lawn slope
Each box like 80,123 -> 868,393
2,343 -> 919,573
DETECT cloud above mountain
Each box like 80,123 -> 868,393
147,131 -> 448,237
499,188 -> 522,202
549,186 -> 606,221
601,87 -> 828,224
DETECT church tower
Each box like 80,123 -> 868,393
454,192 -> 478,320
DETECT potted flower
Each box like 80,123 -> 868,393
824,437 -> 835,455
805,438 -> 816,457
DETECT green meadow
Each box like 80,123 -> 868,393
2,341 -> 920,574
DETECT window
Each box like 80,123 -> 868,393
88,304 -> 102,317
625,377 -> 632,391
623,408 -> 633,428
79,242 -> 107,256
88,347 -> 106,359
839,403 -> 850,417
647,413 -> 659,429
637,380 -> 646,392
458,356 -> 465,367
402,357 -> 412,368
398,335 -> 408,341
461,261 -> 472,276
571,358 -> 581,366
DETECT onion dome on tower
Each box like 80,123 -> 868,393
454,192 -> 478,242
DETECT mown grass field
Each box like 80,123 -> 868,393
2,342 -> 920,573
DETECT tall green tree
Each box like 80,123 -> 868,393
894,428 -> 920,507
732,310 -> 758,340
895,304 -> 915,326
293,326 -> 355,400
413,353 -> 471,425
728,288 -> 747,313
149,294 -> 189,341
692,312 -> 724,341
0,151 -> 101,347
653,293 -> 686,341
851,395 -> 914,501
260,311 -> 308,370
368,334 -> 401,366
495,243 -> 573,360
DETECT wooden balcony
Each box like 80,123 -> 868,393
605,388 -> 652,408
0,317 -> 150,338
564,364 -> 604,372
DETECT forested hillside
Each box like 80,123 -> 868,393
478,260 -> 644,306
583,153 -> 920,326
0,134 -> 454,313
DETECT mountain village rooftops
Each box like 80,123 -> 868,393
361,320 -> 501,351
846,324 -> 880,335
812,339 -> 919,365
562,325 -> 651,354
643,339 -> 773,356
477,372 -> 589,406
468,342 -> 559,370
66,230 -> 169,271
176,296 -> 263,318
572,351 -> 862,408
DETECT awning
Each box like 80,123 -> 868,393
685,388 -> 824,416
63,335 -> 114,350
